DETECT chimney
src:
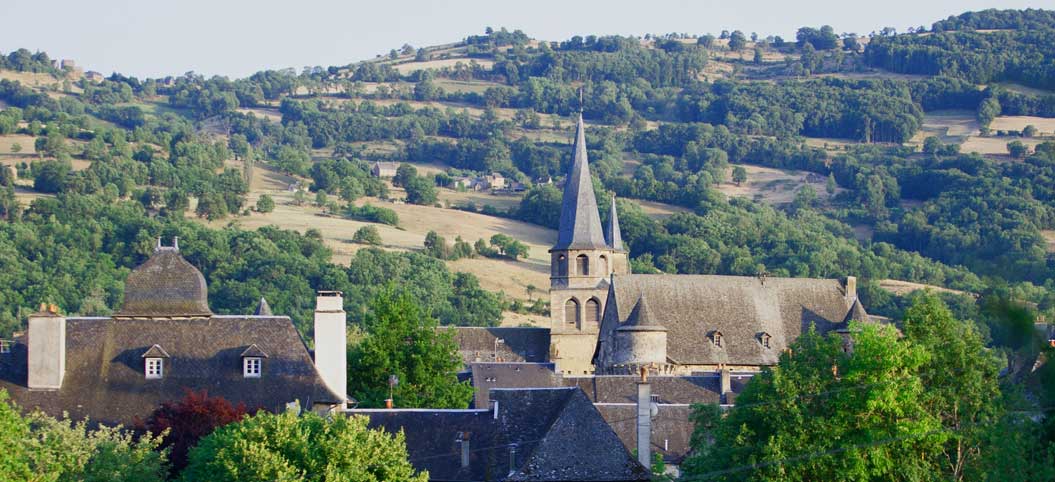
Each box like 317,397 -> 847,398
28,305 -> 66,390
314,291 -> 347,407
720,367 -> 731,404
845,276 -> 857,304
459,432 -> 471,469
508,443 -> 518,477
636,368 -> 651,468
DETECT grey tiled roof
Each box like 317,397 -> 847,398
469,363 -> 561,409
594,404 -> 694,463
0,315 -> 341,427
440,327 -> 551,368
563,375 -> 736,405
600,274 -> 857,366
115,249 -> 212,318
605,196 -> 624,251
843,298 -> 869,324
353,388 -> 648,481
617,296 -> 666,332
553,114 -> 607,251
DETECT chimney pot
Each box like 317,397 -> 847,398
636,378 -> 651,468
314,291 -> 347,407
385,398 -> 393,409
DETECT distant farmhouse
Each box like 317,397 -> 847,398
0,239 -> 348,426
371,161 -> 400,178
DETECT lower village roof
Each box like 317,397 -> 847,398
440,327 -> 552,367
0,315 -> 342,426
598,274 -> 858,367
351,388 -> 649,482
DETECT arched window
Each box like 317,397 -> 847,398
564,298 -> 580,325
585,298 -> 601,324
576,254 -> 590,276
598,255 -> 608,275
557,255 -> 568,277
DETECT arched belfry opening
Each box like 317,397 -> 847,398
577,254 -> 590,276
565,298 -> 581,326
585,298 -> 601,324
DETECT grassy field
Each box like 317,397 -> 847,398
961,135 -> 1046,156
1042,230 -> 1055,253
392,58 -> 495,74
911,110 -> 979,145
878,279 -> 973,297
715,164 -> 839,205
989,116 -> 1055,136
433,78 -> 504,94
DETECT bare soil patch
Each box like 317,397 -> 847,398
1042,230 -> 1055,253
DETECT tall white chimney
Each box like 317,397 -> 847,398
314,291 -> 347,406
636,368 -> 651,469
28,304 -> 65,390
845,276 -> 858,304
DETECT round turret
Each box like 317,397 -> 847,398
116,238 -> 212,318
612,296 -> 667,366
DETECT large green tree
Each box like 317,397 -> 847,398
181,410 -> 426,482
900,294 -> 1001,481
682,323 -> 943,481
347,289 -> 473,408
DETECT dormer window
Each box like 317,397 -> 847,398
141,344 -> 170,379
146,358 -> 164,379
712,331 -> 723,348
244,358 -> 261,378
760,332 -> 771,349
241,344 -> 268,379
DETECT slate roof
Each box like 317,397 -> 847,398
594,404 -> 695,463
441,327 -> 551,368
604,196 -> 624,252
0,315 -> 342,427
553,114 -> 607,251
562,375 -> 746,405
597,274 -> 858,367
353,388 -> 648,482
469,363 -> 561,409
843,298 -> 869,324
115,248 -> 212,318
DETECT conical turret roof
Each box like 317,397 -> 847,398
617,296 -> 667,332
553,114 -> 607,251
605,195 -> 624,251
254,297 -> 273,316
842,298 -> 870,324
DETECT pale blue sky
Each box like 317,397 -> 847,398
1,0 -> 1051,79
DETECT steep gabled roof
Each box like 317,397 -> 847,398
0,315 -> 341,427
502,388 -> 648,481
141,344 -> 170,358
553,114 -> 607,251
469,362 -> 561,409
440,327 -> 551,368
598,274 -> 859,367
605,196 -> 625,251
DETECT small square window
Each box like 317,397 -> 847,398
145,358 -> 164,379
0,340 -> 12,354
244,357 -> 262,378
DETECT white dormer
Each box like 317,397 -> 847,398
141,344 -> 170,380
241,344 -> 268,378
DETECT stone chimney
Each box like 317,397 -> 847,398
28,304 -> 65,390
720,367 -> 732,404
314,291 -> 347,406
845,276 -> 858,304
636,367 -> 651,468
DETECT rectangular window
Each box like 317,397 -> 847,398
145,358 -> 163,379
0,340 -> 11,354
244,357 -> 261,378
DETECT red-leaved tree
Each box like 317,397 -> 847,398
138,389 -> 254,471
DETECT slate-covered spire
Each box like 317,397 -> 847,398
554,114 -> 607,250
605,195 -> 624,251
842,298 -> 869,324
618,296 -> 666,331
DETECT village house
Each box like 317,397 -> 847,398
0,238 -> 348,426
83,71 -> 105,83
371,161 -> 400,178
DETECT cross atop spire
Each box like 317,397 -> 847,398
553,114 -> 607,251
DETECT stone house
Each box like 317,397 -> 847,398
0,239 -> 348,426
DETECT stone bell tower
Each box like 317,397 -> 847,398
548,113 -> 629,373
